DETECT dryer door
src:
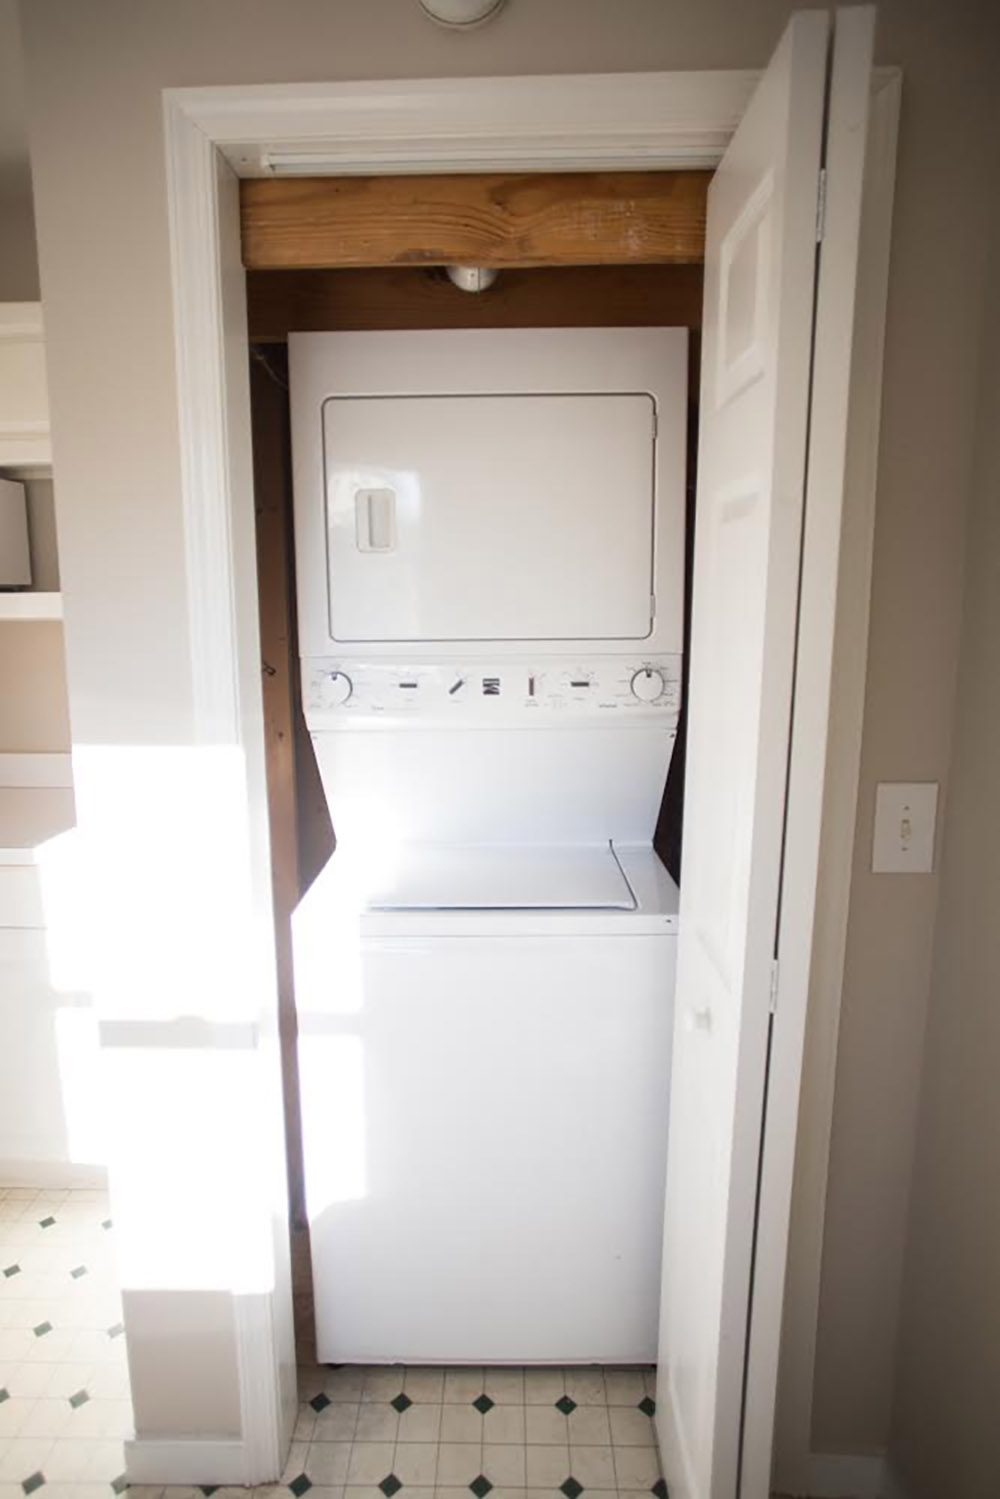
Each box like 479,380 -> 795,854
322,392 -> 655,642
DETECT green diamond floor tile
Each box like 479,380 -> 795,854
469,1477 -> 493,1499
472,1393 -> 494,1414
309,1392 -> 331,1412
638,1395 -> 656,1416
391,1392 -> 412,1412
288,1476 -> 312,1498
379,1476 -> 402,1497
22,1475 -> 46,1495
555,1395 -> 577,1415
560,1480 -> 583,1499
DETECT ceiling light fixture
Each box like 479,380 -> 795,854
418,0 -> 507,29
446,265 -> 499,293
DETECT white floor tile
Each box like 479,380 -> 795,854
346,1441 -> 396,1485
483,1369 -> 524,1406
482,1442 -> 526,1486
0,1435 -> 56,1481
306,1440 -> 353,1485
567,1443 -> 616,1488
611,1444 -> 662,1489
19,1399 -> 75,1439
561,1369 -> 606,1407
0,1398 -> 37,1438
435,1442 -> 482,1487
442,1369 -> 484,1404
354,1403 -> 399,1443
323,1368 -> 366,1402
603,1371 -> 646,1406
313,1402 -> 359,1442
403,1369 -> 445,1405
396,1402 -> 442,1443
360,1368 -> 405,1403
608,1406 -> 656,1447
482,1405 -> 525,1446
439,1404 -> 482,1444
393,1440 -> 439,1486
524,1445 -> 571,1488
566,1405 -> 611,1445
280,1439 -> 308,1482
524,1407 -> 567,1446
521,1371 -> 564,1407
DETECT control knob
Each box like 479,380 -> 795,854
324,670 -> 353,705
630,667 -> 665,703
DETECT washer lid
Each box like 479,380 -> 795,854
366,844 -> 636,911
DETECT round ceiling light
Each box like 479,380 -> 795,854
419,0 -> 507,28
446,265 -> 499,293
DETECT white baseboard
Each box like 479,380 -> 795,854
124,1436 -> 250,1487
0,1160 -> 108,1189
800,1452 -> 888,1498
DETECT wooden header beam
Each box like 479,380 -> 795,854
240,171 -> 710,271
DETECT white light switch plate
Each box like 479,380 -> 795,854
872,782 -> 939,874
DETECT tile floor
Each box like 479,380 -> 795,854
0,1184 -> 131,1499
1,1187 -> 667,1499
279,1362 -> 666,1499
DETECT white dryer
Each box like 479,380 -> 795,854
289,328 -> 687,1364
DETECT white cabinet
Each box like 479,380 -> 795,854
0,303 -> 50,469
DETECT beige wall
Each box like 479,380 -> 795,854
15,0 -> 999,1459
886,151 -> 1000,1499
0,621 -> 70,751
810,0 -> 1000,1453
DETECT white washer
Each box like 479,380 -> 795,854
293,844 -> 677,1365
289,328 -> 687,1364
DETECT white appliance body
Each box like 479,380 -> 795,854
0,478 -> 31,588
289,328 -> 687,1363
293,848 -> 677,1364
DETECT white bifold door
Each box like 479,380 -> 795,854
657,8 -> 875,1499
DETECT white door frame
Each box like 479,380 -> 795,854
160,58 -> 898,1488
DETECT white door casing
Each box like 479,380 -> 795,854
657,11 -> 840,1498
155,31 -> 894,1490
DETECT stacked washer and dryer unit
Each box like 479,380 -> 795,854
290,327 -> 687,1364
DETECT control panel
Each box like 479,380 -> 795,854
303,656 -> 682,726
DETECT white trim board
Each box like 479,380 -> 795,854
0,753 -> 73,788
157,51 -> 896,1490
0,592 -> 63,620
0,1162 -> 107,1190
124,1438 -> 248,1489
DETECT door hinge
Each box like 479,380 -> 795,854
769,959 -> 780,1015
816,167 -> 827,244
